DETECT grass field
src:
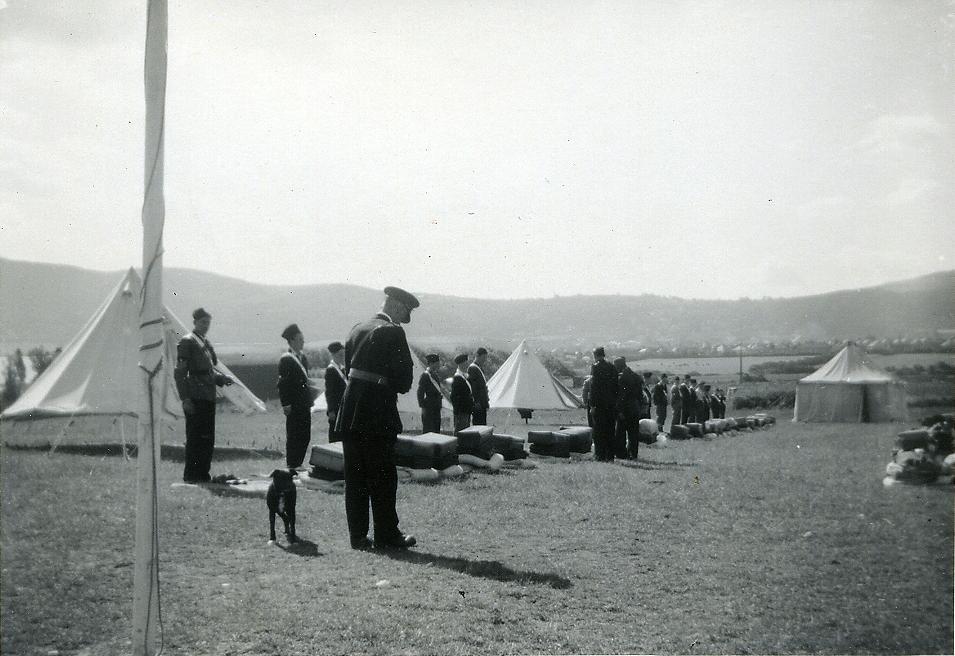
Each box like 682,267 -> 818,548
2,416 -> 953,655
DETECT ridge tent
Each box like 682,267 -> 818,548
486,339 -> 583,410
1,269 -> 266,421
311,348 -> 452,431
793,341 -> 907,423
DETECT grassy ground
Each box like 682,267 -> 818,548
1,420 -> 952,655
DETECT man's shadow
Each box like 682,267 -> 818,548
616,457 -> 697,471
375,549 -> 571,589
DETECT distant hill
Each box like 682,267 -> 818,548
1,257 -> 952,350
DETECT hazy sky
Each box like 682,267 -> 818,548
1,1 -> 952,300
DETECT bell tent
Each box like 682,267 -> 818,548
486,340 -> 582,410
0,269 -> 266,421
793,341 -> 907,423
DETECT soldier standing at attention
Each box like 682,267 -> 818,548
683,378 -> 698,424
468,347 -> 490,426
450,353 -> 474,433
324,341 -> 347,442
652,373 -> 670,433
174,307 -> 234,483
417,353 -> 444,433
277,324 -> 313,472
613,356 -> 642,460
335,287 -> 419,550
589,347 -> 618,462
670,376 -> 683,427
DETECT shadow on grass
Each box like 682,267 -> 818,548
616,457 -> 698,470
375,548 -> 572,589
275,538 -> 323,558
3,441 -> 283,461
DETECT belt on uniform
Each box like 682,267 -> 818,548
348,368 -> 390,386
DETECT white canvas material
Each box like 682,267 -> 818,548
1,269 -> 266,420
794,341 -> 907,423
486,339 -> 582,410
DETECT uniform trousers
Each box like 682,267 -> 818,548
615,413 -> 639,459
655,404 -> 668,433
471,406 -> 487,426
671,404 -> 683,427
421,407 -> 442,433
183,399 -> 216,482
342,432 -> 400,543
285,405 -> 312,469
453,411 -> 471,434
591,407 -> 616,462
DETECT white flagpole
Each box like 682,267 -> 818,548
134,1 -> 167,654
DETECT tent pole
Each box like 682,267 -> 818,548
133,2 -> 167,654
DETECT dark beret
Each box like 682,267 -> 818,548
593,346 -> 605,357
425,353 -> 440,363
327,341 -> 344,354
476,347 -> 488,356
281,323 -> 301,341
192,307 -> 211,321
384,286 -> 420,309
454,353 -> 468,365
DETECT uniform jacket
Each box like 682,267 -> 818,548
639,381 -> 653,414
589,359 -> 618,410
679,383 -> 693,409
616,366 -> 643,417
277,350 -> 312,408
174,333 -> 227,401
417,371 -> 444,412
696,389 -> 711,422
467,362 -> 490,410
450,371 -> 474,415
652,381 -> 669,406
334,313 -> 413,436
324,362 -> 347,415
670,383 -> 683,409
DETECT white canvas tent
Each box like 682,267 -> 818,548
311,348 -> 452,431
1,269 -> 266,420
793,341 -> 907,423
486,340 -> 582,410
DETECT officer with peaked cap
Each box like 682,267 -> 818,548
174,307 -> 234,483
335,286 -> 420,550
324,341 -> 347,442
277,323 -> 313,471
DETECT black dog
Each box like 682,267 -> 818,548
266,469 -> 297,544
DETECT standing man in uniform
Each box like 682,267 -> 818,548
450,354 -> 473,433
614,356 -> 642,460
589,347 -> 618,462
174,308 -> 234,483
468,347 -> 490,426
324,341 -> 347,442
652,373 -> 670,433
683,378 -> 697,424
277,323 -> 313,472
335,287 -> 419,550
670,376 -> 683,427
417,353 -> 444,433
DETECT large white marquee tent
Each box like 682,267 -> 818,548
793,341 -> 907,423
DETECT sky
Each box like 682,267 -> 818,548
1,0 -> 953,300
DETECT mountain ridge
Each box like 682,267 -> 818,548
1,256 -> 952,348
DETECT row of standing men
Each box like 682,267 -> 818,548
584,347 -> 727,463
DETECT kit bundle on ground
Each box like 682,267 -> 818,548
753,413 -> 776,426
396,432 -> 458,470
490,433 -> 530,460
555,426 -> 594,452
725,418 -> 738,430
686,422 -> 704,438
670,424 -> 690,440
638,418 -> 658,443
884,449 -> 948,485
528,428 -> 592,458
704,420 -> 721,435
896,429 -> 931,451
309,442 -> 345,480
456,425 -> 496,459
